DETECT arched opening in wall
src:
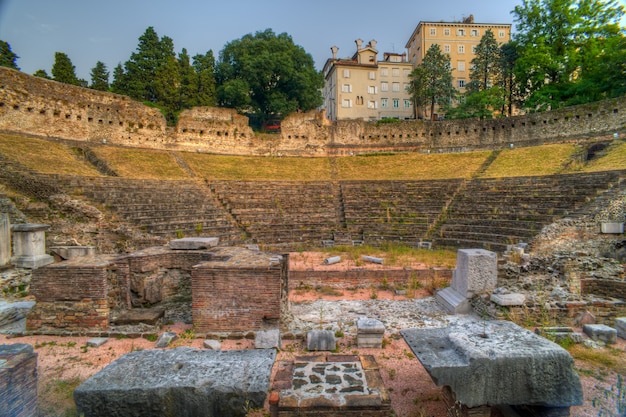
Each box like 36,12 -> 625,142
65,114 -> 71,119
77,115 -> 81,120
586,142 -> 611,162
199,130 -> 204,135
224,132 -> 229,137
12,105 -> 19,110
27,107 -> 33,112
39,110 -> 46,115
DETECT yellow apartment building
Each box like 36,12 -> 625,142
405,15 -> 511,95
323,39 -> 414,121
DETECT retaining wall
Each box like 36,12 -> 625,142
1,67 -> 625,156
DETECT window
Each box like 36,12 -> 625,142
392,82 -> 400,92
470,29 -> 479,37
393,99 -> 399,108
369,71 -> 376,80
444,28 -> 450,36
342,84 -> 352,93
392,68 -> 400,77
368,100 -> 377,109
471,46 -> 477,54
381,82 -> 389,92
343,69 -> 350,78
458,45 -> 465,53
403,83 -> 409,92
444,44 -> 451,53
356,96 -> 364,105
458,61 -> 465,71
457,29 -> 466,36
380,68 -> 388,76
430,28 -> 436,35
458,79 -> 466,88
342,99 -> 352,108
403,69 -> 411,77
381,98 -> 388,108
368,86 -> 377,94
404,99 -> 411,108
499,30 -> 505,38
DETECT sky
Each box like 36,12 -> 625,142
0,0 -> 609,82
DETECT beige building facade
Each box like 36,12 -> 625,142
323,39 -> 414,121
405,15 -> 512,95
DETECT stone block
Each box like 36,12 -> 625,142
203,340 -> 221,350
0,213 -> 10,266
490,293 -> 526,306
401,321 -> 583,408
616,317 -> 626,340
50,246 -> 96,260
0,343 -> 38,417
10,224 -> 54,269
0,300 -> 34,328
306,330 -> 336,351
168,237 -> 219,250
255,328 -> 281,349
452,249 -> 497,298
357,318 -> 385,348
86,338 -> 108,348
435,287 -> 472,314
75,348 -> 276,417
600,222 -> 624,234
155,332 -> 178,348
583,324 -> 617,344
112,308 -> 165,326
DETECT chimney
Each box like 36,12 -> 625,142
355,38 -> 363,50
331,46 -> 339,60
369,39 -> 377,49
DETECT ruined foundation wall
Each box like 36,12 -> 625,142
192,266 -> 283,332
1,67 -> 625,156
581,278 -> 626,301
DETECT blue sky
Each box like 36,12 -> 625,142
0,0 -> 587,81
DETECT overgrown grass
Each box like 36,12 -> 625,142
0,133 -> 101,176
181,153 -> 333,181
568,344 -> 626,375
321,243 -> 457,268
334,151 -> 490,180
583,140 -> 626,172
92,147 -> 189,179
481,144 -> 579,177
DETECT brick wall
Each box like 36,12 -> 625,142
289,268 -> 452,291
581,278 -> 626,300
26,257 -> 112,330
192,265 -> 284,332
0,344 -> 38,417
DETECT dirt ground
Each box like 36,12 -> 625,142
1,251 -> 625,416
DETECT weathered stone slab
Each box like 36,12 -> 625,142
307,330 -> 336,351
255,328 -> 281,349
583,324 -> 617,344
74,348 -> 276,417
168,237 -> 219,250
616,317 -> 626,340
401,320 -> 583,408
490,293 -> 526,306
49,246 -> 96,260
0,300 -> 34,328
0,213 -> 10,266
86,338 -> 108,348
155,331 -> 178,348
203,339 -> 221,350
435,287 -> 472,314
112,307 -> 165,325
0,343 -> 38,417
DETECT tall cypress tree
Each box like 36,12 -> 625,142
51,52 -> 81,86
90,61 -> 110,91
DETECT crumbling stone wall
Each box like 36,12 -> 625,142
1,67 -> 624,156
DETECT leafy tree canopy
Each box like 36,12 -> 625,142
216,29 -> 323,121
407,44 -> 456,120
90,61 -> 109,91
512,0 -> 625,111
51,52 -> 84,86
0,40 -> 19,70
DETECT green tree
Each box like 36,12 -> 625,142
468,30 -> 501,92
123,27 -> 167,102
216,29 -> 323,121
178,48 -> 198,109
407,44 -> 456,120
52,52 -> 82,86
192,50 -> 217,107
33,69 -> 51,79
512,0 -> 625,111
445,87 -> 505,119
498,42 -> 519,116
110,63 -> 127,94
0,40 -> 19,70
89,61 -> 109,91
